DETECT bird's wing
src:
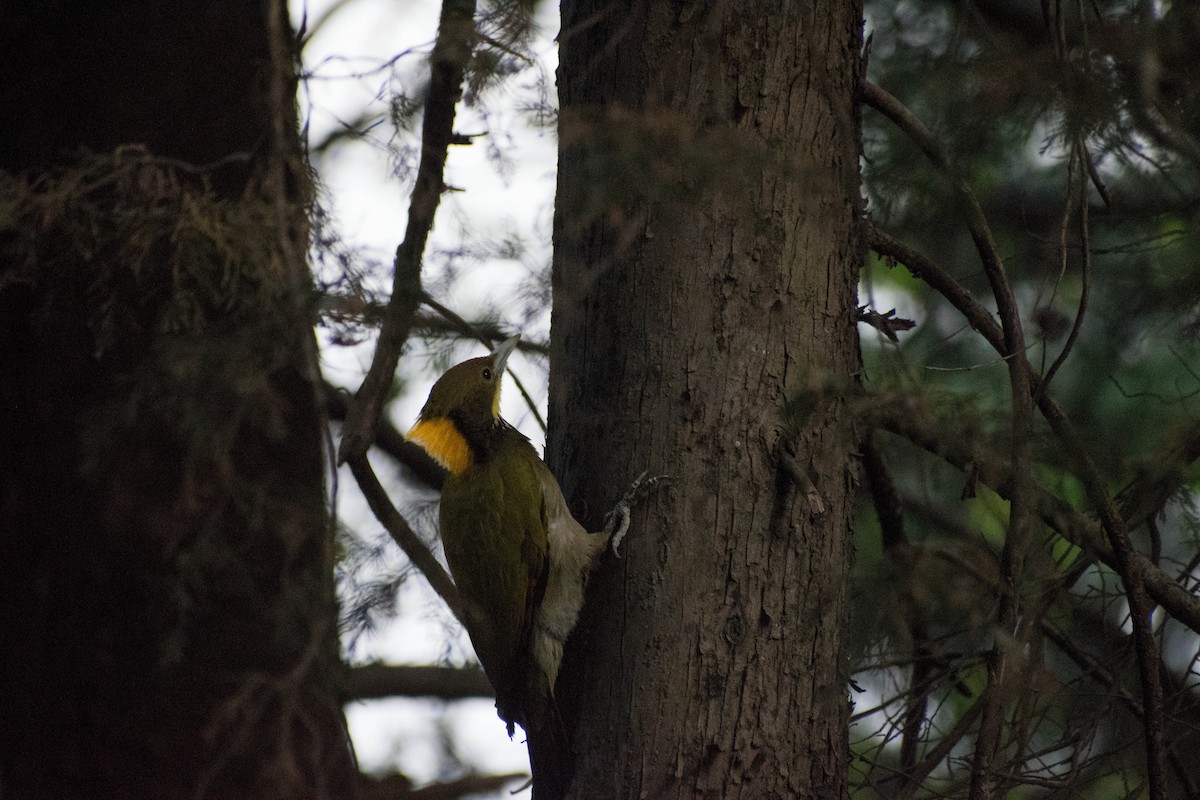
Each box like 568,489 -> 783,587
515,448 -> 551,668
501,448 -> 550,730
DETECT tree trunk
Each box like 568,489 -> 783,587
0,3 -> 357,798
549,3 -> 863,798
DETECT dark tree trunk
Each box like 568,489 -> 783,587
0,3 -> 356,798
549,2 -> 864,798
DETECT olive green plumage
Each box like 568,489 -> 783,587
439,430 -> 550,725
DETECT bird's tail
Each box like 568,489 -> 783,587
523,678 -> 573,800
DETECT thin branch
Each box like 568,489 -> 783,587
873,219 -> 1171,796
1039,139 -> 1092,397
1080,140 -> 1112,208
316,294 -> 552,356
359,771 -> 527,800
895,698 -> 987,800
862,435 -> 930,790
297,0 -> 357,49
346,454 -> 464,623
860,79 -> 1035,799
1036,400 -> 1168,799
863,434 -> 906,551
308,111 -> 386,156
343,664 -> 492,702
867,393 -> 1200,635
338,0 -> 479,465
868,227 -> 1200,654
325,382 -> 445,491
867,226 -> 1005,360
421,292 -> 548,433
859,81 -> 1027,368
871,227 -> 1200,528
901,485 -> 1200,797
1044,624 -> 1197,797
857,305 -> 916,342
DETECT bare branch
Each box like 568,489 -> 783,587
359,771 -> 527,800
343,664 -> 492,702
868,224 -> 1200,742
324,383 -> 446,491
868,393 -> 1200,635
1038,139 -> 1092,397
1035,398 -> 1168,799
859,79 -> 1035,798
346,454 -> 464,624
316,294 -> 551,357
1079,140 -> 1112,209
859,80 -> 1028,369
868,225 -> 1004,352
894,699 -> 986,800
856,305 -> 916,342
862,436 -> 929,789
1043,624 -> 1196,797
338,0 -> 479,464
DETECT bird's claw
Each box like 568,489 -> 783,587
606,471 -> 671,556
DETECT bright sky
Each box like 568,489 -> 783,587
293,0 -> 563,791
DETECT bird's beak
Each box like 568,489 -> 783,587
492,335 -> 519,374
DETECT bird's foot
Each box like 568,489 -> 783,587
605,471 -> 671,556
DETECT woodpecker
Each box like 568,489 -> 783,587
406,336 -> 660,797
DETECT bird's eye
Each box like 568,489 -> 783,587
482,367 -> 493,380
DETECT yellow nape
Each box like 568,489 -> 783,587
408,417 -> 473,475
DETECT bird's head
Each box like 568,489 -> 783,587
407,336 -> 518,475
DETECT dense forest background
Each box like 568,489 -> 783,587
854,2 -> 1200,797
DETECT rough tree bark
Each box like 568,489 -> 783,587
548,2 -> 864,798
0,3 -> 356,799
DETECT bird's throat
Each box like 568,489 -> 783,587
408,417 -> 474,475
